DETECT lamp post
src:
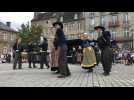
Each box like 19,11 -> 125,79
131,29 -> 134,50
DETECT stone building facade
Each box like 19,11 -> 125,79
31,12 -> 134,49
31,12 -> 85,50
0,22 -> 18,55
87,12 -> 134,49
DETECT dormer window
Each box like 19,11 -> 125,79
60,16 -> 63,22
91,18 -> 95,25
74,13 -> 78,19
52,13 -> 56,17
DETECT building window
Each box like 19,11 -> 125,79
72,24 -> 74,33
3,32 -> 8,41
11,33 -> 14,41
64,24 -> 67,33
52,13 -> 56,17
3,47 -> 7,54
73,23 -> 75,33
78,23 -> 81,32
80,23 -> 82,32
124,28 -> 129,38
111,30 -> 116,40
60,16 -> 63,22
75,23 -> 77,33
71,24 -> 73,32
68,24 -> 71,33
69,23 -> 72,33
91,18 -> 95,26
90,12 -> 95,18
112,15 -> 118,24
74,13 -> 78,19
66,24 -> 68,33
123,13 -> 128,23
101,16 -> 105,26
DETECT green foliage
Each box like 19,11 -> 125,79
18,23 -> 43,44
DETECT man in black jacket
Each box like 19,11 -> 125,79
27,42 -> 37,68
13,38 -> 23,70
95,26 -> 112,76
39,37 -> 49,69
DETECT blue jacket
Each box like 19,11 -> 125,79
81,39 -> 91,48
54,29 -> 66,48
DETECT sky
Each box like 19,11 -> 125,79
0,12 -> 34,30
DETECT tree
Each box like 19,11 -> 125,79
18,23 -> 43,45
18,23 -> 43,50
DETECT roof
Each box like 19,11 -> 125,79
31,12 -> 84,22
0,22 -> 17,33
31,12 -> 58,22
58,12 -> 83,23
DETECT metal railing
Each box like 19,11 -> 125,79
108,21 -> 120,27
65,34 -> 80,40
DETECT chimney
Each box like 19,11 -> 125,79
6,22 -> 11,27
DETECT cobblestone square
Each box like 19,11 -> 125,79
0,63 -> 133,87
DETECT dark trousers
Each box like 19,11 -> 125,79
101,47 -> 112,73
40,52 -> 49,69
13,52 -> 22,69
28,52 -> 36,68
96,53 -> 100,65
58,45 -> 71,76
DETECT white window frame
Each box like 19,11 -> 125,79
124,28 -> 129,38
68,24 -> 70,32
111,30 -> 116,39
101,16 -> 105,26
11,33 -> 14,41
112,15 -> 118,25
60,16 -> 63,22
73,23 -> 75,33
66,24 -> 68,33
91,18 -> 95,25
74,13 -> 78,20
78,23 -> 80,32
123,14 -> 128,23
3,32 -> 8,41
76,23 -> 78,33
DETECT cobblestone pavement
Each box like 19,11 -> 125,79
0,63 -> 134,87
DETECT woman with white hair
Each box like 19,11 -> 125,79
81,33 -> 97,72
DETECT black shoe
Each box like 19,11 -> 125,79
57,75 -> 66,78
66,73 -> 71,77
46,66 -> 49,69
51,67 -> 58,71
55,71 -> 60,74
47,66 -> 50,69
33,66 -> 37,68
103,72 -> 110,76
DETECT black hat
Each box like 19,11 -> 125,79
52,21 -> 63,29
94,26 -> 105,31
